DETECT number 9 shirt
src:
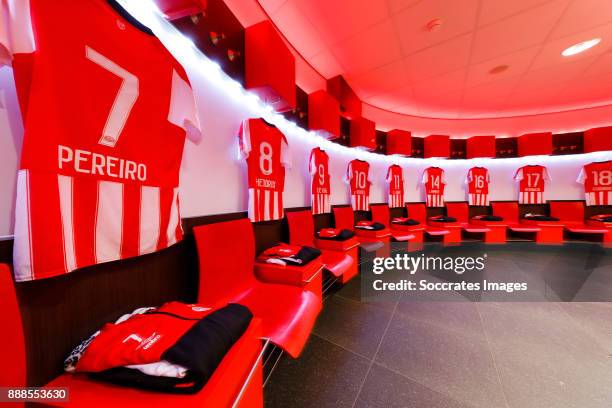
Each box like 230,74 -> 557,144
239,118 -> 291,222
1,0 -> 201,281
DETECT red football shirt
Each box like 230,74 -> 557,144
239,118 -> 290,222
309,147 -> 331,214
2,0 -> 201,281
466,167 -> 490,206
422,167 -> 445,207
346,159 -> 371,211
514,165 -> 549,204
578,161 -> 612,206
386,164 -> 404,208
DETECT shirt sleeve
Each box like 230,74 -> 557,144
441,169 -> 446,185
465,169 -> 472,185
514,167 -> 523,181
386,166 -> 392,183
345,161 -> 352,184
421,168 -> 429,184
238,119 -> 251,160
576,167 -> 586,184
168,70 -> 202,143
309,150 -> 316,175
542,167 -> 551,182
280,135 -> 291,169
0,0 -> 36,66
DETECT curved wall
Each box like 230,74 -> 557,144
0,3 -> 610,238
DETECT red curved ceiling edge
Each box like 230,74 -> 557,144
252,0 -> 612,123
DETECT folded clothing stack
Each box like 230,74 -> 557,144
391,217 -> 420,226
258,243 -> 321,266
473,215 -> 503,221
589,214 -> 612,223
65,302 -> 252,394
524,213 -> 560,221
429,215 -> 457,223
316,228 -> 356,241
354,221 -> 386,230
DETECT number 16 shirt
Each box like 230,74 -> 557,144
1,0 -> 201,281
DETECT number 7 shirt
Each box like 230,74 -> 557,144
239,118 -> 291,222
514,165 -> 550,204
1,0 -> 201,281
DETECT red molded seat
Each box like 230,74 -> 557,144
406,203 -> 449,236
332,206 -> 355,230
46,320 -> 264,408
194,218 -> 320,357
446,203 -> 490,233
0,263 -> 266,408
286,210 -> 356,278
550,201 -> 609,234
492,202 -> 541,232
1,265 -> 26,408
370,204 -> 416,241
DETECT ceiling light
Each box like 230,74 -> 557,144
425,19 -> 443,32
562,38 -> 601,56
489,65 -> 509,74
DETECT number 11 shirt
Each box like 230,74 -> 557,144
1,0 -> 201,281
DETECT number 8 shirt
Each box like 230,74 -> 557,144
1,0 -> 201,281
239,118 -> 291,222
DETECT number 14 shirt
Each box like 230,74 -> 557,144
2,0 -> 201,281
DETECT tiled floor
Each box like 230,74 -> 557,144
264,246 -> 612,408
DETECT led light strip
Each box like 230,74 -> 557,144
117,0 -> 612,168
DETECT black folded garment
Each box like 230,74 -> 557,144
354,222 -> 386,231
283,246 -> 322,266
391,218 -> 420,226
474,215 -> 503,221
92,304 -> 252,394
524,214 -> 560,221
591,215 -> 612,222
316,229 -> 356,241
430,216 -> 457,223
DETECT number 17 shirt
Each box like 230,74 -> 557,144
1,0 -> 201,281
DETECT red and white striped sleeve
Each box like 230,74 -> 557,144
238,119 -> 251,159
576,167 -> 586,184
345,161 -> 352,184
280,134 -> 291,169
168,69 -> 201,143
0,0 -> 36,66
514,167 -> 524,182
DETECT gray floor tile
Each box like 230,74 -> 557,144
264,335 -> 371,408
477,303 -> 612,408
376,313 -> 507,408
355,364 -> 475,408
394,301 -> 484,337
313,295 -> 394,359
559,302 -> 612,353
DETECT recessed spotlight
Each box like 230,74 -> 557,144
425,19 -> 443,32
562,38 -> 601,56
489,65 -> 509,74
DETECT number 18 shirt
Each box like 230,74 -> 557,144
578,161 -> 612,206
1,0 -> 201,281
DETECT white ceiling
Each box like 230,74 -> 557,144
258,0 -> 612,119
